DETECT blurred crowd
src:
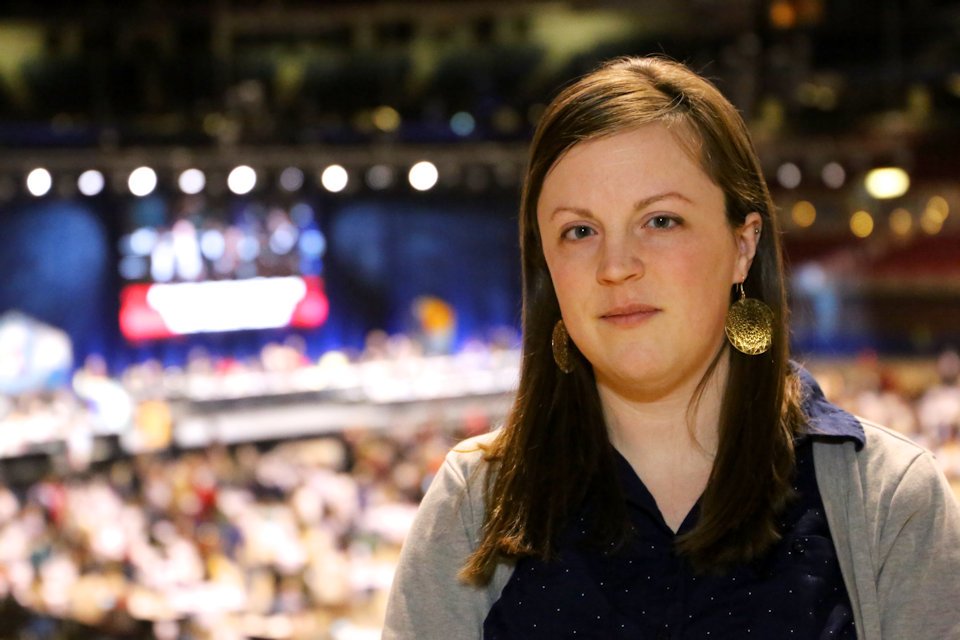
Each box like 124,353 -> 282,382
0,328 -> 522,459
0,418 -> 485,639
0,346 -> 958,638
808,349 -> 960,493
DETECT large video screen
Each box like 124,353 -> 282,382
117,193 -> 329,341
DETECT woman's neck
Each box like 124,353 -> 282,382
599,354 -> 728,465
598,354 -> 729,532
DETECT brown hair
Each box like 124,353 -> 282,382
461,56 -> 805,583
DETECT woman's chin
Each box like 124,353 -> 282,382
590,352 -> 725,403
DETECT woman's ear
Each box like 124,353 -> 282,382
733,212 -> 763,283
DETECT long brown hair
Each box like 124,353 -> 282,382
461,56 -> 805,584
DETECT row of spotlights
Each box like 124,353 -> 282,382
25,160 -> 909,200
773,162 -> 911,199
23,161 -> 443,198
790,196 -> 950,236
776,161 -> 850,190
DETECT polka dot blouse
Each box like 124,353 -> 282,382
483,392 -> 863,639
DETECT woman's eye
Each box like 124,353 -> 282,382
647,215 -> 680,229
562,225 -> 595,240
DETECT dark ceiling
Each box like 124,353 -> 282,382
0,0 -> 959,202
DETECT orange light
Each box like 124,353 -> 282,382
770,0 -> 797,28
850,210 -> 874,238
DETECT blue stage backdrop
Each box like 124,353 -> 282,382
0,199 -> 111,363
0,192 -> 521,372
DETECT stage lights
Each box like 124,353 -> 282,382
320,165 -> 349,193
408,161 -> 438,191
365,165 -> 394,190
227,165 -> 257,195
450,112 -> 476,137
921,196 -> 949,235
850,210 -> 874,238
791,201 -> 816,228
865,167 -> 910,199
200,229 -> 226,261
4,158 -> 939,234
26,168 -> 52,197
128,167 -> 158,197
3,159 -> 472,201
372,106 -> 401,133
279,167 -> 304,192
821,162 -> 846,189
299,229 -> 326,258
178,169 -> 206,195
776,162 -> 802,189
889,208 -> 913,236
77,170 -> 105,196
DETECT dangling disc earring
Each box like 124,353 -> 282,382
551,320 -> 575,374
724,283 -> 773,355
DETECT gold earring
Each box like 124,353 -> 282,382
552,320 -> 575,373
724,283 -> 773,356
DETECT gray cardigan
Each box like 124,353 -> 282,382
383,421 -> 960,639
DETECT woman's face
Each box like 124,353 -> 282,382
537,124 -> 761,403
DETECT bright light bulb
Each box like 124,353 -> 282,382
26,168 -> 53,197
178,168 -> 206,195
321,165 -> 348,193
408,161 -> 439,191
227,165 -> 257,195
77,170 -> 105,196
865,167 -> 909,199
128,167 -> 158,197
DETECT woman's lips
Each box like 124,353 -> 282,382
600,304 -> 660,327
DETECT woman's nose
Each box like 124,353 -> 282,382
596,238 -> 644,284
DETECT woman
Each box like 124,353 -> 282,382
383,57 -> 960,639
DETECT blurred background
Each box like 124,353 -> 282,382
0,0 -> 958,637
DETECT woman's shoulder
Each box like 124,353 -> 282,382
815,416 -> 948,507
441,429 -> 502,483
856,417 -> 934,472
814,415 -> 935,473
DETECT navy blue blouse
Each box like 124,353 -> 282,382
484,376 -> 865,639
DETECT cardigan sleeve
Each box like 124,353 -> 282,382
874,449 -> 960,640
382,438 -> 508,639
816,421 -> 960,640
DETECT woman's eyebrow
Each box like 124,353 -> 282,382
548,191 -> 693,221
548,206 -> 596,221
632,191 -> 693,211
